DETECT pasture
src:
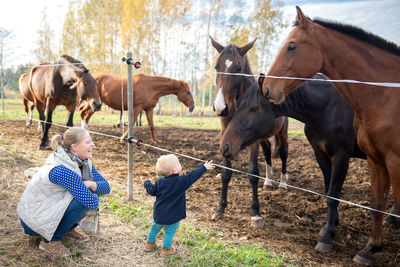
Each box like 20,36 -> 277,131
0,101 -> 399,265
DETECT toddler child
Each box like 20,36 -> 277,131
143,154 -> 215,256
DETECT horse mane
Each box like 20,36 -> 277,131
308,18 -> 400,57
57,55 -> 88,72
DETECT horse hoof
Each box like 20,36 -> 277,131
278,183 -> 288,190
250,216 -> 264,229
211,212 -> 224,221
353,253 -> 373,266
314,241 -> 333,253
263,184 -> 273,190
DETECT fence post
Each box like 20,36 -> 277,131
126,52 -> 134,200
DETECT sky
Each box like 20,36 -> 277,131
0,0 -> 399,67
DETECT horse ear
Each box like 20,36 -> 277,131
258,73 -> 265,90
210,36 -> 224,53
239,38 -> 257,56
296,6 -> 311,29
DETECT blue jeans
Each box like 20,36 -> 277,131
147,220 -> 180,248
20,198 -> 88,242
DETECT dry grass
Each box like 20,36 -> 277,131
0,145 -> 172,266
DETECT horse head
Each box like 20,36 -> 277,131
263,6 -> 323,104
58,55 -> 102,112
210,36 -> 256,117
175,80 -> 195,112
220,79 -> 276,159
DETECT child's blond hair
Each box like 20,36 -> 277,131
156,154 -> 180,176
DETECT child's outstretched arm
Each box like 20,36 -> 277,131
144,180 -> 158,196
204,160 -> 215,171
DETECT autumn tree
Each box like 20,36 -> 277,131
249,0 -> 285,71
33,7 -> 57,62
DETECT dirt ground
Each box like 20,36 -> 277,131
0,119 -> 399,266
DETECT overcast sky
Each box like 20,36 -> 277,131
0,0 -> 399,67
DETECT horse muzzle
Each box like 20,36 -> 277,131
220,143 -> 234,159
91,101 -> 102,111
264,86 -> 284,104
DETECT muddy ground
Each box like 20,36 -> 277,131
0,119 -> 399,266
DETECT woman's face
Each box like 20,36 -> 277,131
71,132 -> 95,160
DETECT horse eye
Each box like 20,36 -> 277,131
288,44 -> 296,51
249,106 -> 258,112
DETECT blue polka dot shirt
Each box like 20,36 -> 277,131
49,165 -> 110,210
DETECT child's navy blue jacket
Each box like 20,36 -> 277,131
144,165 -> 207,225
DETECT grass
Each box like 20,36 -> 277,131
0,98 -> 304,135
101,189 -> 296,266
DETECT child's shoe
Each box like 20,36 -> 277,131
161,247 -> 176,256
144,241 -> 156,252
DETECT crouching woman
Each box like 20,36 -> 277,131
17,127 -> 110,257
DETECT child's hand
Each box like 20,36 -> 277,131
204,160 -> 215,171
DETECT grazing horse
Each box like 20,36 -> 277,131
262,6 -> 400,265
26,55 -> 102,149
210,37 -> 289,229
18,72 -> 35,126
79,73 -> 195,142
221,74 -> 369,253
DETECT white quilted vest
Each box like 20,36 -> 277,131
17,146 -> 92,241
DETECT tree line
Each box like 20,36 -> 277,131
1,0 -> 285,116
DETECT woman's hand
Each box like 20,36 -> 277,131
83,180 -> 97,192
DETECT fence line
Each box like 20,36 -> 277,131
3,60 -> 400,88
14,116 -> 400,220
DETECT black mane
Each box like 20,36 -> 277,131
311,18 -> 400,57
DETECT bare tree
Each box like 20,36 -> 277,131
0,28 -> 13,113
33,7 -> 57,62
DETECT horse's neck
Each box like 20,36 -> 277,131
273,83 -> 328,124
147,77 -> 180,98
316,25 -> 400,113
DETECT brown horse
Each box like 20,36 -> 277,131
26,55 -> 102,149
211,37 -> 289,229
262,6 -> 400,265
18,72 -> 35,127
80,73 -> 195,142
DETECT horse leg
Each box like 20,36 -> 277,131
66,110 -> 74,127
248,143 -> 264,229
120,107 -> 140,143
315,149 -> 349,253
116,110 -> 123,127
40,107 -> 53,150
22,98 -> 30,126
29,102 -> 35,127
260,140 -> 274,190
274,124 -> 289,189
35,103 -> 46,134
144,109 -> 157,142
353,157 -> 389,265
212,157 -> 232,221
384,206 -> 400,226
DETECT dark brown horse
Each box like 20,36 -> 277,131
262,6 -> 400,265
18,72 -> 35,127
211,37 -> 289,229
79,73 -> 195,142
26,55 -> 102,149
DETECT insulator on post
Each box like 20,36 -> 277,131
124,136 -> 143,146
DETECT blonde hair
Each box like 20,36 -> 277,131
156,154 -> 180,176
50,127 -> 89,151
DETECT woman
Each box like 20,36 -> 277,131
17,127 -> 110,257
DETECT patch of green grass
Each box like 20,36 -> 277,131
162,225 -> 296,266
